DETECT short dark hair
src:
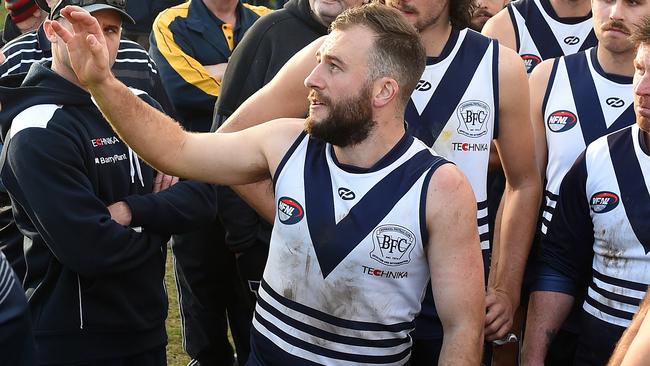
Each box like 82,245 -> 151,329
330,4 -> 426,108
631,16 -> 650,47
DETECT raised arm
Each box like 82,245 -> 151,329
217,36 -> 324,133
51,6 -> 300,185
486,45 -> 542,340
427,163 -> 486,365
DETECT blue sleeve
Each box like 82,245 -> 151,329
534,152 -> 594,295
123,180 -> 217,234
1,128 -> 165,277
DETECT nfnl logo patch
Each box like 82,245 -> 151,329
590,191 -> 619,213
547,110 -> 578,132
277,197 -> 304,225
370,224 -> 416,266
521,54 -> 542,73
456,100 -> 490,138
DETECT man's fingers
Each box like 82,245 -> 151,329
153,172 -> 163,193
486,319 -> 513,341
50,21 -> 74,43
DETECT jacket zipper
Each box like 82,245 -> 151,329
77,275 -> 84,329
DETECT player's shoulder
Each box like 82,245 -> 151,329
529,57 -> 556,86
482,7 -> 516,44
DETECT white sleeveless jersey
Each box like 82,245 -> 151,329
406,28 -> 496,250
252,132 -> 448,365
582,126 -> 650,328
507,0 -> 596,73
541,47 -> 634,235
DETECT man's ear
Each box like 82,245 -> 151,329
43,20 -> 57,43
372,77 -> 399,108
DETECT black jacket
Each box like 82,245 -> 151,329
213,0 -> 327,120
211,0 -> 327,253
0,62 -> 216,364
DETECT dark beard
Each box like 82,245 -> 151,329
305,85 -> 375,147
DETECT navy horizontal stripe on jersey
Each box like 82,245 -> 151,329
256,295 -> 410,348
260,280 -> 415,333
255,313 -> 412,364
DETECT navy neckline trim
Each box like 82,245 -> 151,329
426,29 -> 460,65
589,47 -> 633,84
539,0 -> 591,24
639,128 -> 650,157
329,132 -> 414,174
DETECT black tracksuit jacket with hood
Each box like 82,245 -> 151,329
0,61 -> 217,364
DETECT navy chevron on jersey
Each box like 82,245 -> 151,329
406,28 -> 497,251
249,132 -> 448,366
507,0 -> 597,73
540,125 -> 650,364
541,47 -> 634,236
405,29 -> 496,344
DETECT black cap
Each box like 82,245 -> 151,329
50,0 -> 135,24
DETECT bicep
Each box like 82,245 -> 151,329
181,119 -> 304,186
426,165 -> 485,327
494,47 -> 538,187
529,60 -> 554,180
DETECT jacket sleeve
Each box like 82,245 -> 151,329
533,152 -> 594,295
123,180 -> 217,234
2,127 -> 166,277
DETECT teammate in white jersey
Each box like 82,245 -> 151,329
51,4 -> 487,365
525,11 -> 650,366
523,0 -> 648,363
380,0 -> 541,364
483,0 -> 596,73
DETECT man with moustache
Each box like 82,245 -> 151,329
50,4 -> 487,365
483,0 -> 596,74
470,0 -> 509,31
523,0 -> 650,363
523,13 -> 650,363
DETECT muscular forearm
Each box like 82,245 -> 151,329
609,293 -> 650,366
489,182 -> 541,305
522,291 -> 574,365
88,76 -> 189,177
439,324 -> 484,365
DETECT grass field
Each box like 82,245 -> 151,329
165,247 -> 192,366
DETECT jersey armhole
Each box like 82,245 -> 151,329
541,58 -> 560,116
507,5 -> 521,53
272,130 -> 308,190
492,39 -> 500,140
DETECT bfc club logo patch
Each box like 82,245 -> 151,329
456,100 -> 490,138
521,54 -> 542,73
590,191 -> 620,213
370,224 -> 416,266
277,197 -> 304,225
547,110 -> 578,133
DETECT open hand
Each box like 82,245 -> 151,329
49,6 -> 112,88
